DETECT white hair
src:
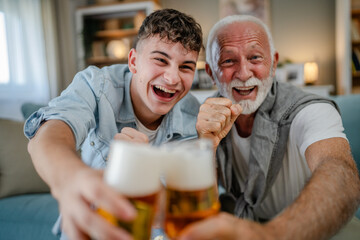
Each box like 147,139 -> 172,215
206,15 -> 276,73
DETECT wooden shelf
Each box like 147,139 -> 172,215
353,71 -> 360,78
95,28 -> 138,38
86,57 -> 127,65
353,40 -> 360,46
77,0 -> 160,9
352,8 -> 360,17
76,1 -> 160,70
353,86 -> 360,93
351,8 -> 360,93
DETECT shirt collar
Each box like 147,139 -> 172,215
116,70 -> 136,123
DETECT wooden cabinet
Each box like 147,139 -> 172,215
351,7 -> 360,92
75,1 -> 160,70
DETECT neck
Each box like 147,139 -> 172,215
132,104 -> 164,130
234,112 -> 256,138
138,115 -> 163,130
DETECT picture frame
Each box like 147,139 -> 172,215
275,63 -> 305,86
219,0 -> 271,27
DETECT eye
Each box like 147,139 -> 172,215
249,55 -> 263,62
220,59 -> 234,67
180,65 -> 195,72
154,58 -> 167,64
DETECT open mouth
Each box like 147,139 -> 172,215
153,85 -> 177,99
233,86 -> 256,96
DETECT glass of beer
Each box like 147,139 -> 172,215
162,139 -> 220,238
98,140 -> 162,240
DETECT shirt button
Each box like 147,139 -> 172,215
90,141 -> 95,146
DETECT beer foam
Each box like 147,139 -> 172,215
162,139 -> 215,191
105,140 -> 161,197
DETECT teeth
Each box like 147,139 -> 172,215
234,86 -> 255,91
154,85 -> 176,94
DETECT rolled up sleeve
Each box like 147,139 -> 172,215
24,66 -> 105,150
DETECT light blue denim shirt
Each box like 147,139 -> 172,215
24,64 -> 200,169
25,64 -> 198,239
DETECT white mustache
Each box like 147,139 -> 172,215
229,77 -> 263,88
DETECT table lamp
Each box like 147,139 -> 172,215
304,62 -> 318,85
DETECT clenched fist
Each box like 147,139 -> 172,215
196,98 -> 242,149
113,127 -> 149,143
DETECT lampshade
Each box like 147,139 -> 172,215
304,62 -> 318,84
106,39 -> 130,60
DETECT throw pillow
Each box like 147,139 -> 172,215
21,102 -> 46,119
0,119 -> 50,198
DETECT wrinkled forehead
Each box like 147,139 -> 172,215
215,21 -> 269,48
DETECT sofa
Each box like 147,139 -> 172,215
0,95 -> 360,240
0,117 -> 59,239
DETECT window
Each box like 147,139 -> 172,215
0,0 -> 50,121
0,12 -> 9,84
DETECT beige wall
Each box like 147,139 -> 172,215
161,0 -> 336,86
161,0 -> 219,45
271,0 -> 336,86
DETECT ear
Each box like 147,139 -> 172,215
271,51 -> 279,78
128,48 -> 137,74
205,63 -> 216,84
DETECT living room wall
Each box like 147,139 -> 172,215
161,0 -> 336,87
59,0 -> 336,92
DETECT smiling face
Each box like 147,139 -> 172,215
128,35 -> 198,129
209,21 -> 278,114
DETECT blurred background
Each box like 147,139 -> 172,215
0,0 -> 358,120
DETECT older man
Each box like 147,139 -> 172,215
180,15 -> 360,240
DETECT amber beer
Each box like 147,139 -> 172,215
163,139 -> 219,238
99,140 -> 162,240
165,186 -> 220,238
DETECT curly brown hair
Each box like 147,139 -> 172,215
136,8 -> 203,53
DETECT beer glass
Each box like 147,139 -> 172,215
162,139 -> 220,238
98,140 -> 162,240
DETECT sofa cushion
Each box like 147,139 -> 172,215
21,102 -> 46,119
332,94 -> 360,173
0,193 -> 59,239
0,119 -> 49,198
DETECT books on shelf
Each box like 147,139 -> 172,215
352,47 -> 360,73
352,18 -> 360,41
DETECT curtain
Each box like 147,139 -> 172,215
0,0 -> 50,120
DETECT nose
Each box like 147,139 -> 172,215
163,66 -> 181,84
234,62 -> 253,81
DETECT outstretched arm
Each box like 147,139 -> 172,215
28,120 -> 136,240
179,137 -> 360,240
265,137 -> 360,239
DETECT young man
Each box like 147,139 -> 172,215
180,15 -> 360,239
24,9 -> 203,240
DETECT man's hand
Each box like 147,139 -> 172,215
114,127 -> 149,143
178,212 -> 272,240
27,120 -> 138,240
196,98 -> 242,149
57,167 -> 137,240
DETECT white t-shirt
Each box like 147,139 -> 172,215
134,116 -> 159,143
231,103 -> 346,219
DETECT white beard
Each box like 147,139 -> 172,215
216,74 -> 273,115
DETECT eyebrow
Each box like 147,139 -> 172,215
151,50 -> 170,58
151,50 -> 197,66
